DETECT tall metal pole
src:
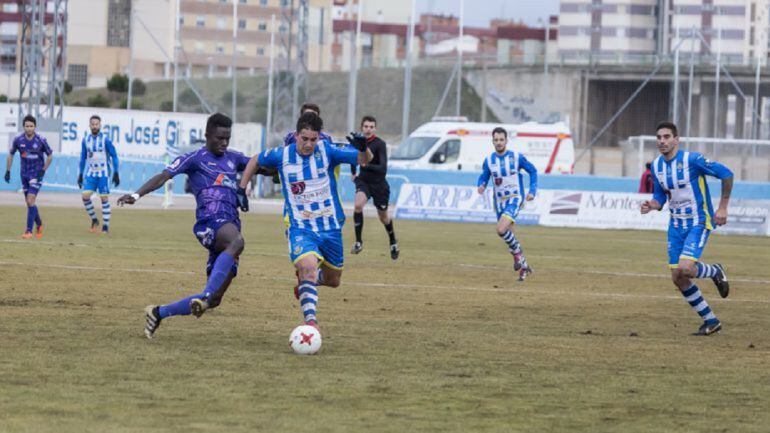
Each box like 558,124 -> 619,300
455,0 -> 464,116
347,0 -> 363,132
713,29 -> 721,137
127,6 -> 135,110
172,0 -> 180,112
232,0 -> 238,120
401,0 -> 416,139
753,56 -> 761,139
266,14 -> 276,143
685,28 -> 695,138
672,24 -> 681,124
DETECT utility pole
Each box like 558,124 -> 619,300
455,0 -> 464,116
232,0 -> 238,121
401,0 -> 416,139
127,6 -> 135,109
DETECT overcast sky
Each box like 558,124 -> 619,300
417,0 -> 560,27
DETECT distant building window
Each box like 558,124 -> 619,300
195,41 -> 204,53
257,47 -> 265,56
280,0 -> 289,6
179,15 -> 185,26
240,0 -> 248,3
196,16 -> 205,27
258,22 -> 267,31
238,19 -> 247,29
216,44 -> 225,54
68,64 -> 88,88
217,18 -> 226,29
260,0 -> 268,5
236,44 -> 246,54
107,0 -> 131,47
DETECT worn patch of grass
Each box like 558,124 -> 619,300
1,205 -> 769,432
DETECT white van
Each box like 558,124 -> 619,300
389,121 -> 575,174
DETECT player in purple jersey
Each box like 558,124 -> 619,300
117,113 -> 256,339
5,115 -> 54,239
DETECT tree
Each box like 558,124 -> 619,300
159,100 -> 173,111
64,81 -> 73,94
87,93 -> 110,107
0,94 -> 7,102
131,79 -> 147,96
106,73 -> 129,93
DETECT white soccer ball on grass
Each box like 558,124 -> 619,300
289,325 -> 322,355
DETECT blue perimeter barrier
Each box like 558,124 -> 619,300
2,153 -> 768,201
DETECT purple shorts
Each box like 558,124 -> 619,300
21,176 -> 42,196
193,216 -> 241,277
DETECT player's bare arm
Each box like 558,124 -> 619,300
477,185 -> 486,194
714,176 -> 733,226
117,171 -> 172,206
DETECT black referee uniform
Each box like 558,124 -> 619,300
351,134 -> 398,259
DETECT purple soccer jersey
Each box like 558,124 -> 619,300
10,133 -> 52,179
164,147 -> 250,222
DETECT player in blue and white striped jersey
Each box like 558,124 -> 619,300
477,126 -> 538,281
641,121 -> 733,336
77,115 -> 120,234
239,112 -> 372,329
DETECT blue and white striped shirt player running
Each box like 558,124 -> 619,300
650,149 -> 733,265
254,115 -> 369,328
477,150 -> 538,222
642,121 -> 733,336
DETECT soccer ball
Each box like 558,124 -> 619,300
289,325 -> 322,355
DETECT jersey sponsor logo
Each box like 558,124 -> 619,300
213,174 -> 237,189
227,160 -> 235,169
290,181 -> 306,195
293,245 -> 302,255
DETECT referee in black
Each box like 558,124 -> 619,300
350,115 -> 399,260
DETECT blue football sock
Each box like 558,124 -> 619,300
34,206 -> 42,227
202,252 -> 235,299
682,284 -> 718,323
158,294 -> 203,318
25,206 -> 35,232
297,280 -> 318,323
695,262 -> 718,278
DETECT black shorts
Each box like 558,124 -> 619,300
354,178 -> 390,211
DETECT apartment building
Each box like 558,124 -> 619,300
557,0 -> 770,64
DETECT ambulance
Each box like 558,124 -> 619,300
389,119 -> 575,174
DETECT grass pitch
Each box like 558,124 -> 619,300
1,204 -> 769,433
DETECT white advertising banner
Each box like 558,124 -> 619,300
395,183 -> 770,236
539,190 -> 669,231
1,103 -> 263,159
395,183 -> 543,225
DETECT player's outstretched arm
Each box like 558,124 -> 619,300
477,159 -> 491,194
117,171 -> 172,206
239,155 -> 260,189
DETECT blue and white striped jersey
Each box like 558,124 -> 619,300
651,150 -> 733,230
477,150 -> 538,215
79,132 -> 119,178
259,141 -> 359,232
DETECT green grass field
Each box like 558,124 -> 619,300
1,204 -> 769,432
